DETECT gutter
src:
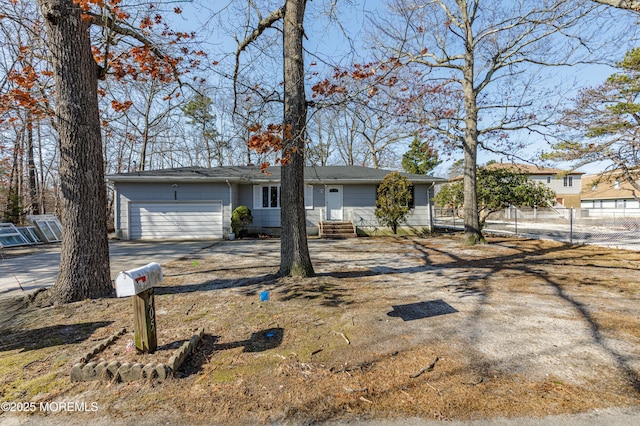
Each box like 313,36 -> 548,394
105,176 -> 256,184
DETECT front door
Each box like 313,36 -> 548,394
326,185 -> 343,221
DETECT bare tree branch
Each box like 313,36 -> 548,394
233,6 -> 284,114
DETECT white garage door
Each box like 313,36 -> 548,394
129,201 -> 223,240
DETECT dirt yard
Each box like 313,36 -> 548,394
0,234 -> 639,425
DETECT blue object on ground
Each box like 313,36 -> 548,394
260,291 -> 269,302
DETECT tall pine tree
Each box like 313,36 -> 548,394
401,136 -> 441,175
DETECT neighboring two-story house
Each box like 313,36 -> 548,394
451,163 -> 584,208
580,171 -> 640,214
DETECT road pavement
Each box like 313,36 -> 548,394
0,240 -> 215,299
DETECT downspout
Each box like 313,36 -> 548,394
226,180 -> 233,238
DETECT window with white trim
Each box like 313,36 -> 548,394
253,185 -> 280,209
252,184 -> 313,209
563,176 -> 573,187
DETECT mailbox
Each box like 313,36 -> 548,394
115,263 -> 163,353
115,262 -> 163,298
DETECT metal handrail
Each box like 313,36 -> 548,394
351,211 -> 381,234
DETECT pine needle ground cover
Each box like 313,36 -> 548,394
1,235 -> 639,424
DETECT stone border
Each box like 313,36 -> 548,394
77,327 -> 127,364
70,327 -> 204,383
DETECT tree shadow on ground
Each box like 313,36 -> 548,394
154,273 -> 280,295
274,280 -> 354,307
178,328 -> 284,378
0,321 -> 113,353
308,239 -> 576,302
419,238 -> 640,395
156,339 -> 189,351
162,264 -> 280,278
422,239 -> 601,298
531,266 -> 640,394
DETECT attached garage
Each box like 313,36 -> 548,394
128,201 -> 223,240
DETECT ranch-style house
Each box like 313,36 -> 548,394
107,165 -> 446,240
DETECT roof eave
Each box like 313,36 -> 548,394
105,175 -> 255,183
107,175 -> 446,184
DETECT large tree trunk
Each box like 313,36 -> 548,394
462,97 -> 482,244
37,0 -> 112,303
461,10 -> 483,245
280,0 -> 314,277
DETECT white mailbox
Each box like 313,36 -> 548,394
115,262 -> 163,298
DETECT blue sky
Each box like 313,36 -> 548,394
172,1 -> 637,176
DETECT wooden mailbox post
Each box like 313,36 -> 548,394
115,262 -> 163,353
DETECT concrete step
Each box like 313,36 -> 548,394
320,221 -> 356,238
321,224 -> 354,231
322,232 -> 357,239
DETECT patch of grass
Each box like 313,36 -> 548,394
183,311 -> 208,323
3,368 -> 67,401
205,365 -> 239,384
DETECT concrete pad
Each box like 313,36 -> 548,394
0,240 -> 215,299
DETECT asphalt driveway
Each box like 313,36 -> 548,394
0,240 -> 215,298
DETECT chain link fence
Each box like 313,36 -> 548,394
434,207 -> 640,251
